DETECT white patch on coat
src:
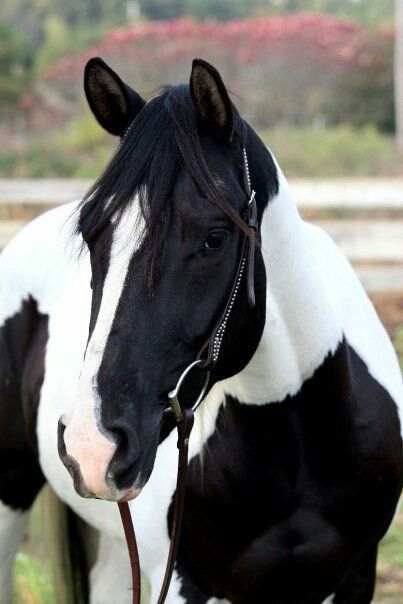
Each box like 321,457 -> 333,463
0,502 -> 29,604
149,566 -> 184,604
90,532 -> 133,604
0,200 -> 81,327
222,163 -> 403,421
63,202 -> 144,499
223,166 -> 343,404
304,221 -> 403,415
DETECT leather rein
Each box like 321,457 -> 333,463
118,147 -> 258,603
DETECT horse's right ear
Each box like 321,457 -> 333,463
190,58 -> 233,140
84,57 -> 145,136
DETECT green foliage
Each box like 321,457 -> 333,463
1,0 -> 130,81
56,115 -> 110,153
13,498 -> 55,604
139,0 -> 186,20
265,0 -> 395,26
323,32 -> 395,133
1,124 -> 401,179
185,0 -> 260,20
14,552 -> 54,604
0,0 -> 397,122
0,22 -> 32,111
381,520 -> 403,567
49,0 -> 128,26
135,0 -> 396,23
261,125 -> 401,177
0,144 -> 80,178
2,0 -> 128,31
34,16 -> 70,73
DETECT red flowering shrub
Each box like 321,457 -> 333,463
38,14 -> 394,132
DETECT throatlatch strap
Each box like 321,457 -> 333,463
246,195 -> 258,307
242,146 -> 258,308
196,197 -> 258,370
118,408 -> 194,604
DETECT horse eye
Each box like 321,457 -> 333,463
204,231 -> 227,250
90,279 -> 93,290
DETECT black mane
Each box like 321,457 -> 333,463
77,83 -> 278,277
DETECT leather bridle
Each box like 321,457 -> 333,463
118,147 -> 258,603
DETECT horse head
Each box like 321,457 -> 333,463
58,57 -> 278,501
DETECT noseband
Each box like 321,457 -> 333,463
118,146 -> 258,603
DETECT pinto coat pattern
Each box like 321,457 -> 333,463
0,59 -> 402,604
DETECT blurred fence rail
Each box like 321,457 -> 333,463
2,178 -> 403,216
1,178 -> 402,330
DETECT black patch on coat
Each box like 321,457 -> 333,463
172,340 -> 402,603
0,297 -> 47,510
333,544 -> 377,603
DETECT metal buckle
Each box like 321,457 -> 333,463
168,360 -> 210,423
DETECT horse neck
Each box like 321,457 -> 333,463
223,164 -> 343,405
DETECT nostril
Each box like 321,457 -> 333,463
110,420 -> 140,459
57,416 -> 67,459
106,421 -> 141,490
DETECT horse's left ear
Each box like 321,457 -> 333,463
190,58 -> 233,140
84,57 -> 145,136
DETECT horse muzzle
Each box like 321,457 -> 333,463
57,414 -> 141,502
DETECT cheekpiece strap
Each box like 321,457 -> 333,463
197,147 -> 258,369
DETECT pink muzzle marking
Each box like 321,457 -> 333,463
63,405 -> 119,500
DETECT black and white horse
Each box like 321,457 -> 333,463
0,58 -> 402,604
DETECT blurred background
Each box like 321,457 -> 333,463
1,0 -> 403,178
1,0 -> 402,602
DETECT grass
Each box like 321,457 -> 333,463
260,125 -> 403,178
2,123 -> 403,179
0,115 -> 114,179
375,512 -> 403,603
13,497 -> 55,604
14,551 -> 54,604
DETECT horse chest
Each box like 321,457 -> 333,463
175,344 -> 403,596
181,401 -> 297,552
178,398 -> 314,578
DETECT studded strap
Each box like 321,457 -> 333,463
197,193 -> 258,369
197,232 -> 248,369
